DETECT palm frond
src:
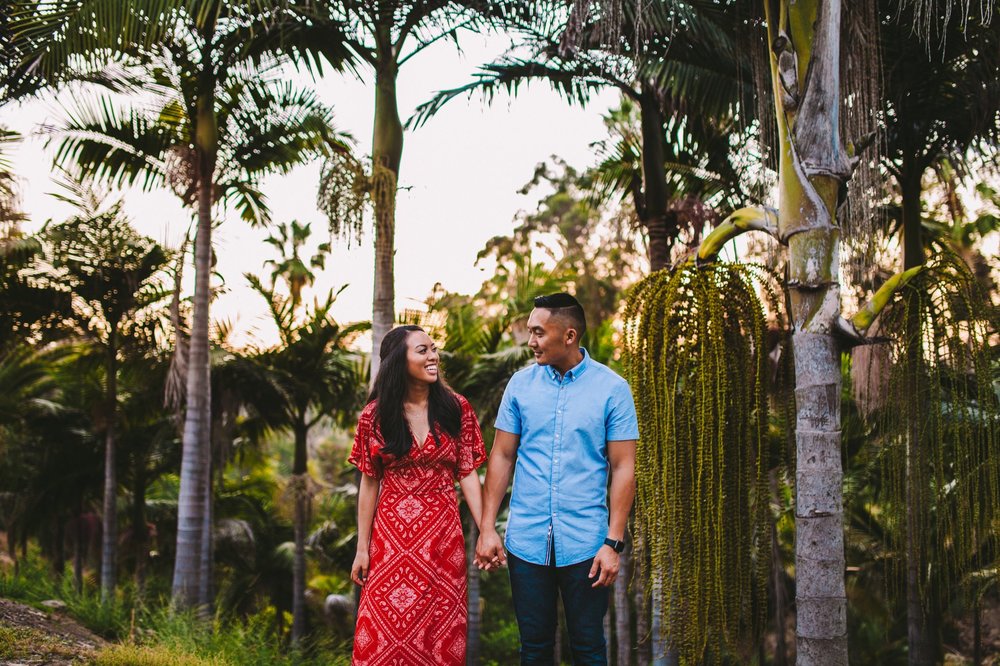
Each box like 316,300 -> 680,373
408,56 -> 608,129
50,95 -> 173,192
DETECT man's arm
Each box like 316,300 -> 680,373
475,429 -> 519,570
589,438 -> 636,587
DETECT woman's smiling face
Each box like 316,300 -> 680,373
405,329 -> 440,385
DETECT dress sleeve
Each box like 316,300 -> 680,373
456,396 -> 487,479
348,405 -> 382,479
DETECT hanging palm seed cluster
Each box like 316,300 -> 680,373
623,260 -> 783,663
869,251 -> 1000,605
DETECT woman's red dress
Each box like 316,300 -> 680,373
348,395 -> 486,665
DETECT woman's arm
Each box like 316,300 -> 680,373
458,471 -> 484,531
351,473 -> 380,586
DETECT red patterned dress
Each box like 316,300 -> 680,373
348,395 -> 486,665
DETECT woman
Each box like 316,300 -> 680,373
349,325 -> 486,665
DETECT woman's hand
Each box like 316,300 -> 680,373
351,551 -> 370,586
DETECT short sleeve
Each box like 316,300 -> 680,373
606,381 -> 640,441
456,396 -> 487,479
348,405 -> 382,479
494,377 -> 522,435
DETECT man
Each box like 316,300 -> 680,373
476,292 -> 638,665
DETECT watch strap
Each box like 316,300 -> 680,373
603,537 -> 625,553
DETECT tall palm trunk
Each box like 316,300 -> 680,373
100,336 -> 118,602
291,416 -> 309,645
132,455 -> 148,597
638,85 -> 671,272
633,533 -> 650,664
198,452 -> 214,609
465,514 -> 481,666
613,547 -> 630,666
172,123 -> 217,606
900,162 -> 936,666
637,87 -> 675,661
370,53 -> 404,382
765,0 -> 849,662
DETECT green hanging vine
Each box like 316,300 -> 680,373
868,251 -> 1000,609
623,260 -> 784,663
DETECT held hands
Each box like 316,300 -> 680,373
474,528 -> 507,571
588,545 -> 620,588
351,551 -> 370,586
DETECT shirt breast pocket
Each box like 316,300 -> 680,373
572,408 -> 606,441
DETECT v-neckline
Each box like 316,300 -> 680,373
411,428 -> 432,451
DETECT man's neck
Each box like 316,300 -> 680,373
551,348 -> 584,376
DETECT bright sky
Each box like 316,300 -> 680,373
2,32 -> 621,347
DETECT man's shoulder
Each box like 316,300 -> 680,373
584,359 -> 630,388
508,363 -> 542,384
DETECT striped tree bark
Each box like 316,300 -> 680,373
765,1 -> 849,662
100,336 -> 117,602
172,93 -> 217,605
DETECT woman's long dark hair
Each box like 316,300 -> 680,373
368,325 -> 461,457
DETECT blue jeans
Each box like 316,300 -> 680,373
508,549 -> 609,665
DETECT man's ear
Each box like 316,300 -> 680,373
565,326 -> 578,345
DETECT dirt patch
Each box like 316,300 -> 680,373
0,598 -> 105,665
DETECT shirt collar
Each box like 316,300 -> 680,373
544,347 -> 590,382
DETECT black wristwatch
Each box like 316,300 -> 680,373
603,537 -> 625,553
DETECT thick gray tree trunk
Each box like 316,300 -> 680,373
100,343 -> 118,602
172,148 -> 215,606
765,0 -> 849,662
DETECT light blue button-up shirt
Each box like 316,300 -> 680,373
495,348 -> 639,567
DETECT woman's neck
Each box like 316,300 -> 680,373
404,381 -> 430,406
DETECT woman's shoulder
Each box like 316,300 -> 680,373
358,400 -> 378,422
451,392 -> 472,410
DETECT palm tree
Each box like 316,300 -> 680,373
246,220 -> 366,644
410,1 -> 747,271
613,0 -> 998,662
43,180 -> 170,599
875,11 -> 1000,662
8,0 -> 356,608
307,0 -> 502,379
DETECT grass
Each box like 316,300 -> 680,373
93,644 -> 224,666
0,555 -> 131,639
118,606 -> 351,666
0,624 -> 93,662
1,552 -> 351,666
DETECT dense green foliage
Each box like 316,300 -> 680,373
624,261 -> 782,662
2,0 -> 1000,663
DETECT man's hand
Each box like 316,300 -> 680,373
351,551 -> 370,586
588,545 -> 620,587
475,527 -> 507,571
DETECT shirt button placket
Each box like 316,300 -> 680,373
552,378 -> 566,562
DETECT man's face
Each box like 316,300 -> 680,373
526,308 -> 574,367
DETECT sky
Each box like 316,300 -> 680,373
2,32 -> 621,347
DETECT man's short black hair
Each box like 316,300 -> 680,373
533,292 -> 587,340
